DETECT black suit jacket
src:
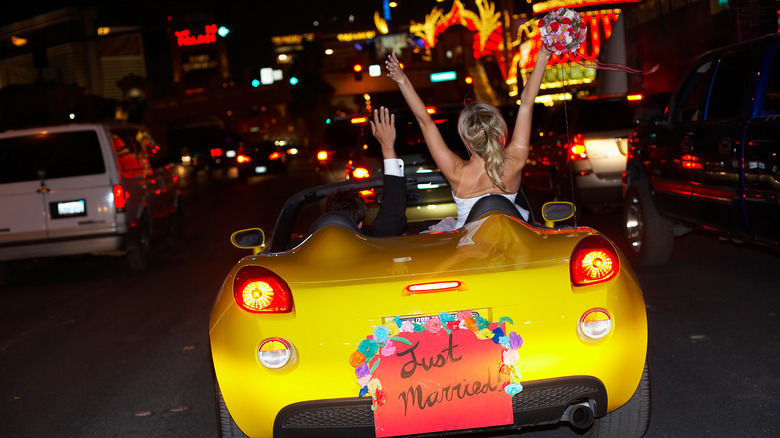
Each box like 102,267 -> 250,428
366,174 -> 407,237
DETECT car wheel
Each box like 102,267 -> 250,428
585,361 -> 651,438
127,222 -> 152,271
216,383 -> 249,438
623,181 -> 674,267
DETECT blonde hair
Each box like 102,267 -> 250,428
458,102 -> 508,190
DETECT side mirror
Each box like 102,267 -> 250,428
541,202 -> 576,228
230,228 -> 265,254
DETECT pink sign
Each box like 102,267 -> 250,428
371,327 -> 513,437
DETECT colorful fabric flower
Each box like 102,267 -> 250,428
491,327 -> 505,344
457,310 -> 473,320
385,321 -> 400,338
464,317 -> 478,331
380,340 -> 396,356
503,382 -> 523,396
438,312 -> 456,322
506,332 -> 523,350
349,351 -> 366,367
367,377 -> 382,396
359,386 -> 369,397
357,374 -> 372,387
355,362 -> 370,378
476,328 -> 494,340
358,339 -> 379,358
446,320 -> 460,331
424,316 -> 442,333
400,320 -> 415,332
475,316 -> 489,330
373,325 -> 390,344
502,349 -> 520,365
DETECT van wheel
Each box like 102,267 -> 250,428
623,181 -> 674,267
585,361 -> 651,438
127,223 -> 152,271
216,382 -> 249,438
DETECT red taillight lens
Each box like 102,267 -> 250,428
268,151 -> 282,160
233,266 -> 293,313
236,154 -> 251,164
568,134 -> 587,161
350,116 -> 368,124
352,167 -> 370,179
210,147 -> 223,158
570,235 -> 619,286
317,150 -> 330,162
113,184 -> 128,210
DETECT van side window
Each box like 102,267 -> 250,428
673,61 -> 714,123
0,131 -> 105,184
706,49 -> 756,120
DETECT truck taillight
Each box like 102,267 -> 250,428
233,266 -> 293,313
568,134 -> 587,161
570,235 -> 619,286
113,184 -> 128,211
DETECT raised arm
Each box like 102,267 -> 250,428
385,51 -> 462,179
506,47 -> 552,160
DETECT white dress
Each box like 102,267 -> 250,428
424,192 -> 530,232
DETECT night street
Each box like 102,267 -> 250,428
1,159 -> 778,438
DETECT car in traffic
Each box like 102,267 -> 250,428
209,172 -> 650,438
234,140 -> 288,180
522,95 -> 649,213
0,122 -> 183,272
315,105 -> 469,183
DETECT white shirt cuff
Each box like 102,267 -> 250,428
383,158 -> 404,177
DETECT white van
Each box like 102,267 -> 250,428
0,123 -> 182,271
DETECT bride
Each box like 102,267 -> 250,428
384,47 -> 552,230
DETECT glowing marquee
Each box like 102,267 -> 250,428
175,24 -> 217,47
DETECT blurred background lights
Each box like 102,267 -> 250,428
368,65 -> 381,77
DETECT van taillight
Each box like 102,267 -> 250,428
570,235 -> 619,286
233,266 -> 293,313
113,184 -> 128,211
568,134 -> 587,161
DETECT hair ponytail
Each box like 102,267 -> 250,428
458,102 -> 508,191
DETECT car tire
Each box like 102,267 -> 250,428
585,361 -> 651,438
127,221 -> 152,271
623,181 -> 674,267
216,383 -> 249,438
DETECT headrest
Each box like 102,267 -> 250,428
308,211 -> 361,235
465,195 -> 525,224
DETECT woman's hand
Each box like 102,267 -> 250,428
370,106 -> 397,159
385,51 -> 407,86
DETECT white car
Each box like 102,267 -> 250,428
0,123 -> 182,272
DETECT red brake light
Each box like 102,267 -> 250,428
570,235 -> 619,286
426,106 -> 437,115
317,150 -> 330,162
350,116 -> 368,124
210,147 -> 223,158
568,134 -> 587,161
352,167 -> 370,179
626,94 -> 644,101
113,184 -> 128,210
405,280 -> 462,294
268,151 -> 282,160
236,154 -> 251,164
233,266 -> 293,313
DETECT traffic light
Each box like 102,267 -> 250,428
353,64 -> 363,81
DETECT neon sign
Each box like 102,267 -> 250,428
175,24 -> 217,47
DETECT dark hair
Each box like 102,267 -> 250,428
325,190 -> 367,225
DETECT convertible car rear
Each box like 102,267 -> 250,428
209,173 -> 649,438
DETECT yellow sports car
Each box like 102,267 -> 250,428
209,172 -> 649,438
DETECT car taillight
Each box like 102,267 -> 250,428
113,184 -> 128,211
236,154 -> 251,164
567,133 -> 586,161
268,151 -> 282,160
352,167 -> 370,179
317,150 -> 330,162
579,308 -> 612,339
210,147 -> 223,158
570,235 -> 619,286
351,116 -> 368,124
233,266 -> 293,313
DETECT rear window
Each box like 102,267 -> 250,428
357,112 -> 469,160
0,130 -> 106,184
573,99 -> 638,132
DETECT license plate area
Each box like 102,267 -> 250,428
50,199 -> 87,219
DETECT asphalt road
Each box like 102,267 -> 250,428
1,159 -> 778,438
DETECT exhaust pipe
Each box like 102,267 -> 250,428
562,401 -> 595,429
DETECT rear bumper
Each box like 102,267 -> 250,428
0,233 -> 125,261
273,376 -> 606,438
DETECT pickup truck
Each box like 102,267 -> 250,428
623,33 -> 780,266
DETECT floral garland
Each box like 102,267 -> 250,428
349,310 -> 524,410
